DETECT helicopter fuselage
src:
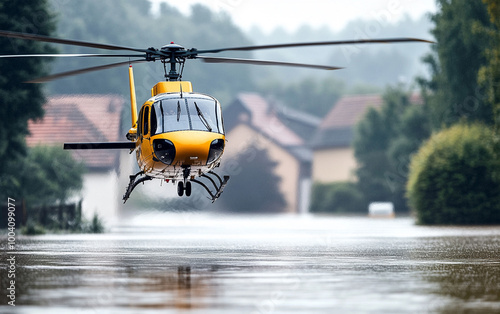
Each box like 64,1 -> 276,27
133,82 -> 225,182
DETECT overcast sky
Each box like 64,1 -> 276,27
152,0 -> 437,33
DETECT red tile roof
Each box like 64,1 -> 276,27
312,93 -> 422,149
27,95 -> 125,170
236,93 -> 304,146
319,93 -> 423,130
319,94 -> 384,130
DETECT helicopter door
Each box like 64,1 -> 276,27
139,105 -> 154,167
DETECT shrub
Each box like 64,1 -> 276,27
407,123 -> 500,224
310,182 -> 364,213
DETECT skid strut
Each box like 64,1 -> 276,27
192,171 -> 230,203
123,171 -> 153,203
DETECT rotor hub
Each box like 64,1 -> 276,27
160,43 -> 186,53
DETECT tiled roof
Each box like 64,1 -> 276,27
312,94 -> 422,149
319,94 -> 384,130
27,95 -> 125,170
236,93 -> 305,147
274,104 -> 321,141
312,94 -> 383,149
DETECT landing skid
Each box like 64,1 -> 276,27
192,171 -> 230,203
122,170 -> 229,203
123,171 -> 153,203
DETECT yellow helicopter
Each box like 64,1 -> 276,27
0,30 -> 433,202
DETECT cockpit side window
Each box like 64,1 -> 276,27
138,106 -> 144,138
215,100 -> 224,134
143,106 -> 150,136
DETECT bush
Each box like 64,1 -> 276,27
407,123 -> 500,224
81,213 -> 105,233
310,182 -> 364,213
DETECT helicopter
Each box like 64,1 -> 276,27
0,30 -> 433,202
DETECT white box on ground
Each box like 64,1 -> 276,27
368,202 -> 395,218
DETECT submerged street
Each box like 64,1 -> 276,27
1,213 -> 500,313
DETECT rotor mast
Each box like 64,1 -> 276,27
160,42 -> 187,81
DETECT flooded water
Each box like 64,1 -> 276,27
1,212 -> 500,313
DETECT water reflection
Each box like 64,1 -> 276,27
121,265 -> 217,310
1,214 -> 499,313
412,236 -> 500,313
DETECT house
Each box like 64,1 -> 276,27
26,95 -> 129,222
311,94 -> 421,183
311,94 -> 384,183
224,93 -> 318,213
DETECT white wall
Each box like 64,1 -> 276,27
80,171 -> 119,224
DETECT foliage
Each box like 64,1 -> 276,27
21,221 -> 47,235
219,145 -> 287,213
407,123 -> 500,225
418,0 -> 494,129
353,85 -> 427,212
21,205 -> 105,234
310,182 -> 364,213
15,145 -> 85,207
385,103 -> 431,211
0,0 -> 56,197
477,0 -> 500,136
82,213 -> 105,233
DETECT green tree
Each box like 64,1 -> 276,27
17,145 -> 84,207
0,0 -> 56,198
477,0 -> 500,135
386,104 -> 431,211
418,0 -> 494,129
407,123 -> 500,224
220,145 -> 287,213
353,86 -> 425,212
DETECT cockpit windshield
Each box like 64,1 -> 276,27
151,95 -> 224,135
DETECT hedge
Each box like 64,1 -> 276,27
407,123 -> 500,224
310,182 -> 364,213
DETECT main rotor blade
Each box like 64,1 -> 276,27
0,53 -> 146,58
0,30 -> 147,53
195,37 -> 435,54
26,59 -> 145,83
198,56 -> 343,70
